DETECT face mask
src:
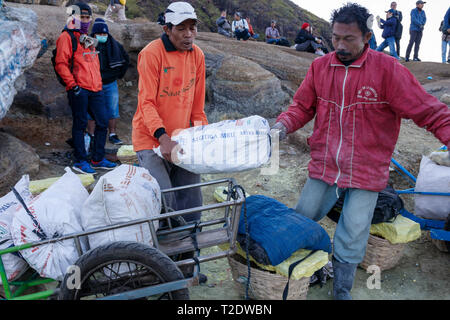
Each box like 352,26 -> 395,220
95,35 -> 108,43
80,21 -> 91,34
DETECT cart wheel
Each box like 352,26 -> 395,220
58,241 -> 189,300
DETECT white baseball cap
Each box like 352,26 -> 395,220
164,2 -> 198,25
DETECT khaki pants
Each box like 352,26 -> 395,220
104,3 -> 127,22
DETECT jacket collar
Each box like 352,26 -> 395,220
161,33 -> 193,52
330,44 -> 370,68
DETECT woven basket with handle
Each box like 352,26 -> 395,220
227,254 -> 310,300
360,234 -> 405,271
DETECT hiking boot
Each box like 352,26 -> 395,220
109,134 -> 123,145
73,160 -> 96,174
91,158 -> 117,170
332,256 -> 357,300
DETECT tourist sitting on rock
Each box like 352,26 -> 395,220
216,10 -> 232,38
231,12 -> 250,41
246,17 -> 259,40
54,2 -> 117,174
265,20 -> 281,44
86,18 -> 130,146
294,22 -> 328,56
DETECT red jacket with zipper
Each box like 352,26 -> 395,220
277,45 -> 450,192
55,29 -> 103,92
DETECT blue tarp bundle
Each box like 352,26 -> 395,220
238,195 -> 332,266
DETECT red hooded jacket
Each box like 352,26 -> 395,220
277,45 -> 450,192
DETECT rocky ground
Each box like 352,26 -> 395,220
0,3 -> 449,300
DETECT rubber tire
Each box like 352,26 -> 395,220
58,241 -> 190,300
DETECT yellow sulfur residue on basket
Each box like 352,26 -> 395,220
117,145 -> 136,157
220,242 -> 329,280
370,215 -> 421,244
29,174 -> 95,195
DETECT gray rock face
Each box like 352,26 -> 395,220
0,6 -> 40,120
0,132 -> 40,197
205,53 -> 291,122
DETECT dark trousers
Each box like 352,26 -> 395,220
136,149 -> 202,222
405,30 -> 423,59
234,29 -> 250,41
67,88 -> 108,162
295,40 -> 323,53
395,37 -> 401,56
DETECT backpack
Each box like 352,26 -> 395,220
51,29 -> 77,87
327,185 -> 404,225
276,37 -> 291,47
439,20 -> 444,32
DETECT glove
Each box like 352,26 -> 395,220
72,85 -> 81,96
270,122 -> 287,141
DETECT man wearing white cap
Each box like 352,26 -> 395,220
132,2 -> 208,281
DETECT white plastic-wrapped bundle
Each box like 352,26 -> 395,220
414,156 -> 450,221
11,168 -> 89,281
154,115 -> 271,174
80,165 -> 161,250
0,176 -> 32,283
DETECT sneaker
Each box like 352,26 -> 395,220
405,58 -> 410,62
413,58 -> 421,61
91,158 -> 117,170
108,134 -> 123,145
73,161 -> 97,174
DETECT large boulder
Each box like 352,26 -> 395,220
0,5 -> 41,120
205,52 -> 291,122
0,132 -> 40,197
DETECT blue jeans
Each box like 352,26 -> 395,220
68,88 -> 108,162
376,36 -> 400,60
442,39 -> 450,63
266,38 -> 280,45
87,80 -> 119,120
295,178 -> 379,264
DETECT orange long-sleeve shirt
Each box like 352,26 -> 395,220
132,34 -> 208,152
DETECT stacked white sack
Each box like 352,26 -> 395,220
414,156 -> 450,221
11,168 -> 89,281
81,165 -> 161,250
154,115 -> 271,174
0,176 -> 32,283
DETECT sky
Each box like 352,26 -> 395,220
291,0 -> 450,63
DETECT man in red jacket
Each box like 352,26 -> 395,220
55,3 -> 117,174
272,3 -> 450,300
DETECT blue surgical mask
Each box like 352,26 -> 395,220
95,35 -> 108,43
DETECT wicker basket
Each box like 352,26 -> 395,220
117,155 -> 138,165
427,231 -> 450,253
227,254 -> 310,300
360,234 -> 405,271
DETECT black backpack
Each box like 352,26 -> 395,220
394,18 -> 403,39
51,29 -> 77,87
327,185 -> 404,225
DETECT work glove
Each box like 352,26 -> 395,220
71,85 -> 81,96
270,122 -> 287,141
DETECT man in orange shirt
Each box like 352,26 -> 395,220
132,2 -> 208,224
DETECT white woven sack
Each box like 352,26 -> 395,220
414,156 -> 450,220
0,175 -> 32,283
81,164 -> 161,250
154,115 -> 271,174
11,168 -> 89,281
